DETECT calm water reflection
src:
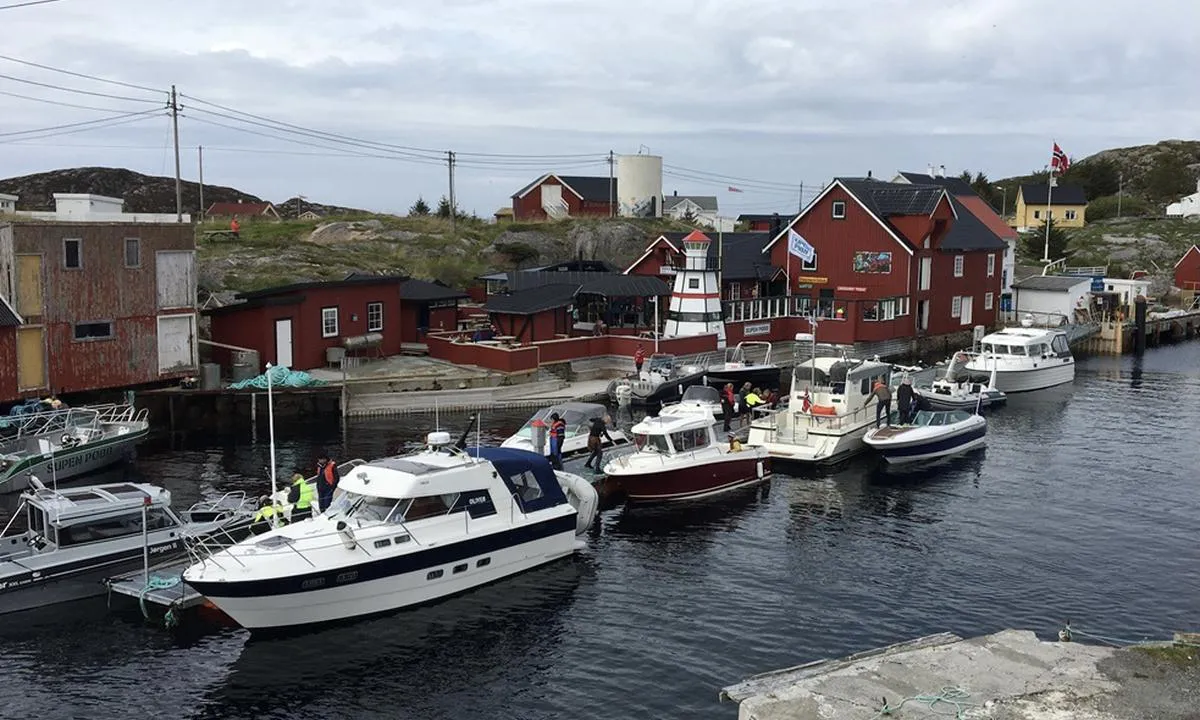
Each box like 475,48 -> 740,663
2,343 -> 1199,720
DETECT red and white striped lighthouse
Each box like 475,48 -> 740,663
663,230 -> 726,347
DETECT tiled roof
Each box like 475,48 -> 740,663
1012,275 -> 1091,291
663,195 -> 718,212
956,195 -> 1018,241
1019,183 -> 1087,205
939,196 -> 1008,251
897,172 -> 976,196
510,270 -> 670,297
0,293 -> 22,327
485,284 -> 580,315
659,231 -> 775,280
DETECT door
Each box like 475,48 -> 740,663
540,183 -> 562,205
275,318 -> 294,368
16,326 -> 46,391
918,257 -> 932,291
16,255 -> 43,317
961,296 -> 974,325
157,314 -> 197,373
917,300 -> 929,332
156,251 -> 196,310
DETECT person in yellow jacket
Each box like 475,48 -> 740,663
285,471 -> 315,521
251,502 -> 285,534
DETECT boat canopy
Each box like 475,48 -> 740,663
510,402 -> 606,440
467,447 -> 567,512
793,357 -> 890,387
680,385 -> 720,404
26,483 -> 172,523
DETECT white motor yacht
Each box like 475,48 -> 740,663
747,346 -> 894,466
501,402 -> 627,458
916,355 -> 1007,411
964,327 -> 1075,393
182,432 -> 599,631
0,479 -> 256,615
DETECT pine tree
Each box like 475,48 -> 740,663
409,196 -> 430,216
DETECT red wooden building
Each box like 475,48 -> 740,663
0,221 -> 198,403
762,177 -> 1006,346
625,231 -> 781,300
511,174 -> 616,221
1174,245 -> 1200,292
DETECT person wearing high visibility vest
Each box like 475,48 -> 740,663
285,472 -> 315,521
251,502 -> 285,534
316,452 -> 341,512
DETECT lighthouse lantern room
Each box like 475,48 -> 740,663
663,229 -> 726,348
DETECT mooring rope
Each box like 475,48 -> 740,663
871,686 -> 976,719
138,574 -> 182,623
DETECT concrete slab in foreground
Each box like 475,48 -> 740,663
721,629 -> 1200,719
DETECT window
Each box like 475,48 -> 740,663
669,428 -> 711,452
63,238 -> 82,269
951,296 -> 962,318
1033,210 -> 1041,220
953,255 -> 964,278
986,254 -> 995,277
427,569 -> 444,580
801,252 -> 817,272
58,508 -> 174,546
366,302 -> 383,332
476,557 -> 491,568
373,538 -> 392,549
1065,209 -> 1077,220
727,282 -> 740,299
453,563 -> 468,574
881,298 -> 896,321
687,278 -> 700,290
897,297 -> 910,316
403,494 -> 456,521
862,301 -> 878,321
984,292 -> 994,310
321,307 -> 338,338
74,321 -> 113,341
831,201 -> 846,219
122,237 -> 141,267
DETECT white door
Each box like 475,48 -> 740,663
156,250 -> 196,310
919,257 -> 932,291
540,183 -> 562,206
275,318 -> 294,368
961,296 -> 974,325
157,314 -> 197,373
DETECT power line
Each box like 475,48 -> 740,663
0,54 -> 162,93
0,109 -> 162,137
0,72 -> 163,104
664,163 -> 804,190
0,112 -> 163,144
0,88 -> 149,113
0,0 -> 66,9
664,170 -> 800,196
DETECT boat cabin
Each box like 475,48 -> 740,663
629,411 -> 719,456
790,356 -> 892,416
2,483 -> 180,555
977,328 -> 1072,361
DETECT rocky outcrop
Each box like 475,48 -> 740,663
0,167 -> 261,214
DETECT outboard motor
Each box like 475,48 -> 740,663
335,520 -> 357,550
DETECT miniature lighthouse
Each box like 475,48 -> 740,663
662,229 -> 726,348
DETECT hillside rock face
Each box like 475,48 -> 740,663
0,167 -> 261,214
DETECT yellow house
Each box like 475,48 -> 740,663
1012,182 -> 1087,231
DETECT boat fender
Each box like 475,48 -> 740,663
335,520 -> 357,550
756,461 -> 764,479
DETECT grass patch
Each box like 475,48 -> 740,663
1132,644 -> 1198,666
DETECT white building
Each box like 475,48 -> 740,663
661,191 -> 736,231
0,193 -> 16,214
1165,178 -> 1200,218
1099,277 -> 1151,307
13,193 -> 190,223
662,230 -> 726,347
1010,275 -> 1092,325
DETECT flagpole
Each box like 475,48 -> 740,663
1042,172 -> 1054,263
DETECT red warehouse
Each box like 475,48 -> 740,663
0,221 -> 198,404
207,275 -> 415,372
1174,245 -> 1200,294
511,174 -> 616,221
763,177 -> 1006,347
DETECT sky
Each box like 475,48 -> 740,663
0,0 -> 1197,217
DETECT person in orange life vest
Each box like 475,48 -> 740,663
316,452 -> 340,511
548,413 -> 567,470
230,216 -> 240,238
634,344 -> 646,375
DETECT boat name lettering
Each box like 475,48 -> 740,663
336,571 -> 358,584
0,575 -> 36,591
467,495 -> 489,505
49,446 -> 114,472
300,578 -> 326,590
149,542 -> 179,555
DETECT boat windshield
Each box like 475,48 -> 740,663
326,491 -> 404,523
912,410 -> 972,426
634,433 -> 672,453
512,406 -> 594,439
648,355 -> 675,374
680,385 -> 720,404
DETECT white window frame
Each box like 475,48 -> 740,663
366,302 -> 384,332
898,297 -> 910,316
984,292 -> 994,310
1065,209 -> 1077,220
801,252 -> 817,272
727,282 -> 740,300
953,255 -> 964,278
986,253 -> 995,277
951,296 -> 962,318
831,201 -> 846,219
882,298 -> 896,321
687,277 -> 700,290
321,307 -> 339,338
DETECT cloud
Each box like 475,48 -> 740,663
0,0 -> 1197,216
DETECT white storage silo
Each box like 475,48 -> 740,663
616,154 -> 663,218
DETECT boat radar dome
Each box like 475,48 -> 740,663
426,431 -> 453,446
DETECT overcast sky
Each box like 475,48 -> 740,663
1,0 -> 1196,217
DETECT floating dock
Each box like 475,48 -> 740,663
720,628 -> 1199,720
106,560 -> 207,617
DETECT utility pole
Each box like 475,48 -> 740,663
1117,171 -> 1124,218
608,150 -> 615,218
447,150 -> 457,236
169,85 -> 182,223
197,145 -> 204,221
798,181 -> 804,213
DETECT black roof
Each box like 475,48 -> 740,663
939,196 -> 1007,251
897,172 -> 976,196
484,284 -> 580,315
398,278 -> 468,302
512,174 -> 616,202
1019,183 -> 1087,205
840,178 -> 945,216
659,232 -> 776,280
0,293 -> 21,327
737,213 -> 786,223
237,274 -> 408,301
510,270 -> 670,296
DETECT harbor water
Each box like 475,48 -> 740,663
2,344 -> 1199,720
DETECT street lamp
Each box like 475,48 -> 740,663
994,185 -> 1007,218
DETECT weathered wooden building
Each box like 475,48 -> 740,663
0,221 -> 198,402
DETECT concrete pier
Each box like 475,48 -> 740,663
720,629 -> 1199,719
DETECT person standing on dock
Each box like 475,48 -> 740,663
896,378 -> 915,425
548,413 -> 567,470
634,344 -> 646,376
583,415 -> 614,472
316,453 -> 341,512
721,383 -> 736,431
866,381 -> 892,428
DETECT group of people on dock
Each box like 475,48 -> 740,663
720,382 -> 777,432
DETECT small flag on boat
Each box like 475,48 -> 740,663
727,186 -> 743,193
1051,143 -> 1070,175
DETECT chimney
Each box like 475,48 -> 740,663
867,170 -> 873,179
927,164 -> 935,176
673,190 -> 677,196
939,164 -> 946,178
770,213 -> 782,239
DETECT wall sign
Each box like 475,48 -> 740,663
797,276 -> 828,284
836,286 -> 867,292
744,322 -> 771,336
853,251 -> 892,274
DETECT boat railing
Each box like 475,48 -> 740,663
0,403 -> 146,442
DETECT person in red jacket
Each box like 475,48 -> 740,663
721,383 -> 737,431
634,343 -> 646,375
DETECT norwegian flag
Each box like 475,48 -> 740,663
1051,143 -> 1070,176
727,186 -> 744,193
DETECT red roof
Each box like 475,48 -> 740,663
682,230 -> 711,244
956,195 -> 1017,241
207,201 -> 275,217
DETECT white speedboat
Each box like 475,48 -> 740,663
603,408 -> 769,503
606,353 -> 710,405
917,354 -> 1007,411
0,479 -> 256,615
182,432 -> 599,631
502,402 -> 627,457
863,409 -> 987,464
747,348 -> 894,465
0,404 -> 150,493
964,327 -> 1074,393
659,384 -> 724,419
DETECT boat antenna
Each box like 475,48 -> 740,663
435,399 -> 440,432
476,411 -> 482,453
265,362 -> 279,527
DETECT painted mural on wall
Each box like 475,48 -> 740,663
852,251 -> 892,274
